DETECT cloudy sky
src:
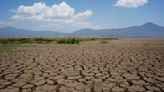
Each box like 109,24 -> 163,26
0,0 -> 164,32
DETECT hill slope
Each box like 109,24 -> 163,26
0,27 -> 66,37
0,22 -> 164,38
71,22 -> 164,38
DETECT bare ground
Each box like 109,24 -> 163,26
0,40 -> 164,92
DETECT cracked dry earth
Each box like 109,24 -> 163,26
0,40 -> 164,92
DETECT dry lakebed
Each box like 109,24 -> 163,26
0,40 -> 164,92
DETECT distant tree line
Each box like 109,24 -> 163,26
0,38 -> 118,44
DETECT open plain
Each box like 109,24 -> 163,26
0,40 -> 164,92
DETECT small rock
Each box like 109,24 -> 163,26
132,80 -> 146,85
35,80 -> 46,86
123,73 -> 140,80
128,85 -> 145,92
13,81 -> 26,87
46,79 -> 54,85
22,84 -> 34,89
112,86 -> 124,92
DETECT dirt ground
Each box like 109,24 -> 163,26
0,40 -> 164,92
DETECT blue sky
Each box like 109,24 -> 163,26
0,0 -> 164,32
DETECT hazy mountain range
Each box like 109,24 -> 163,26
0,22 -> 164,38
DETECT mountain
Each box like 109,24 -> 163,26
67,28 -> 99,37
0,22 -> 164,38
71,22 -> 164,38
0,27 -> 66,37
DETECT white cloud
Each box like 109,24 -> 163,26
11,1 -> 97,32
12,1 -> 76,20
115,0 -> 148,8
16,2 -> 47,15
0,21 -> 7,28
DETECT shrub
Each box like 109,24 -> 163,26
100,40 -> 108,43
0,37 -> 117,44
17,38 -> 33,44
57,38 -> 80,44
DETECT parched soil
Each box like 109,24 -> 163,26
0,40 -> 164,92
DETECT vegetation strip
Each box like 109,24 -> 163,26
0,38 -> 118,44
